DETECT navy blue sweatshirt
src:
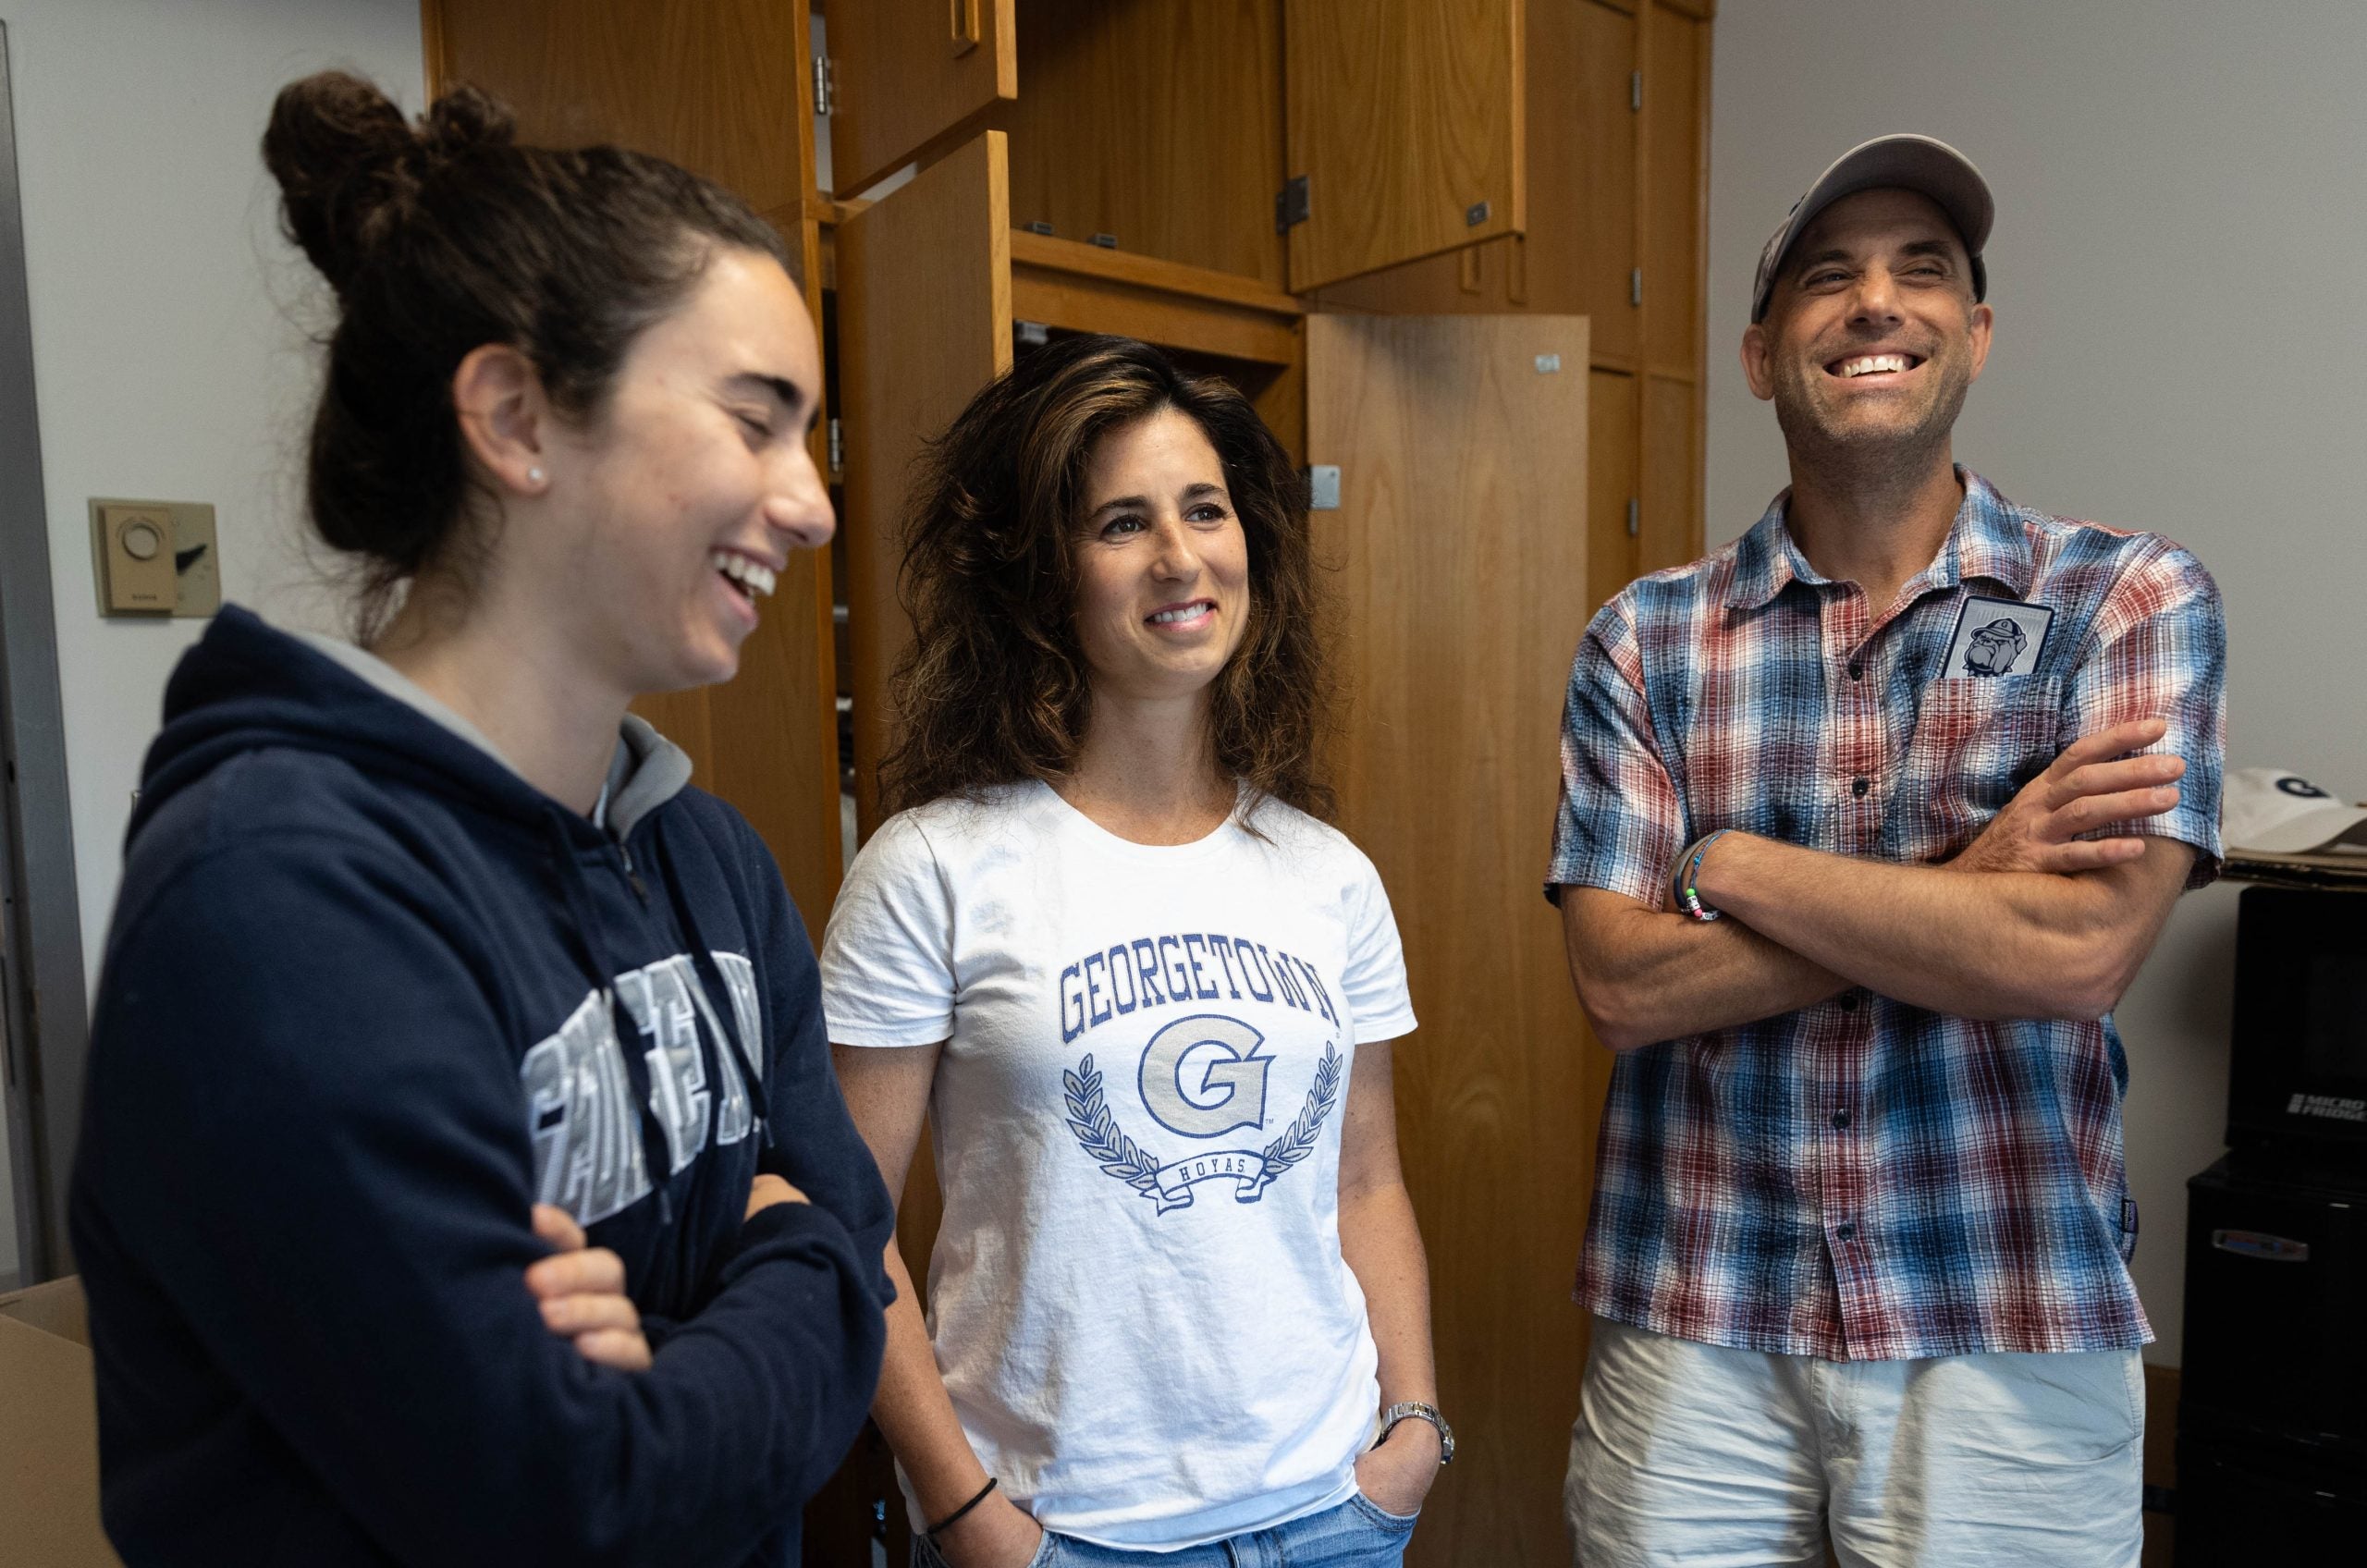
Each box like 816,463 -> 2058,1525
69,606 -> 894,1566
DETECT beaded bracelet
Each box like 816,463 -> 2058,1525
925,1476 -> 999,1541
1674,829 -> 1730,922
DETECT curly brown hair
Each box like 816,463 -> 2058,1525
880,335 -> 1332,823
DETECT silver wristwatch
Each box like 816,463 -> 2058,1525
1377,1401 -> 1455,1465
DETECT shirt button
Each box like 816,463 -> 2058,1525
1851,777 -> 1870,797
1835,1221 -> 1857,1242
1832,1109 -> 1852,1129
1838,994 -> 1860,1011
1848,660 -> 1864,680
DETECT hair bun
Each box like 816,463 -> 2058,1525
419,83 -> 516,164
262,73 -> 514,296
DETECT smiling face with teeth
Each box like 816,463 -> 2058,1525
1742,187 -> 1993,462
536,247 -> 835,698
1072,407 -> 1253,708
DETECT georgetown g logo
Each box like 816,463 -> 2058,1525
1063,1012 -> 1342,1215
1138,1014 -> 1271,1137
1961,616 -> 2029,677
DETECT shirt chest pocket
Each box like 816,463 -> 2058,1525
1899,676 -> 2064,858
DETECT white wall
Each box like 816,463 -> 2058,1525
1,0 -> 423,1278
1707,0 -> 2367,1363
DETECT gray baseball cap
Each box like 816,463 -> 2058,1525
1750,134 -> 1993,322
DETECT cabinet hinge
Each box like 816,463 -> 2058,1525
827,417 -> 844,480
1630,267 -> 1643,308
1626,497 -> 1640,538
1631,70 -> 1643,113
1275,175 -> 1310,234
813,55 -> 836,117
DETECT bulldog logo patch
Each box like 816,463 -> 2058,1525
1942,594 -> 2054,679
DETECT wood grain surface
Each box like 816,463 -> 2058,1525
1284,0 -> 1527,290
1311,0 -> 1638,368
1007,0 -> 1289,288
837,131 -> 1014,843
1307,312 -> 1596,1568
822,0 -> 1017,198
425,0 -> 844,931
425,0 -> 807,216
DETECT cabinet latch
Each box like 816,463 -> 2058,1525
813,55 -> 836,118
1305,465 -> 1342,510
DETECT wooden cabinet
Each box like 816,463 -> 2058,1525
424,0 -> 845,936
1308,313 -> 1595,1564
426,4 -> 1712,1563
1313,0 -> 1714,608
820,0 -> 1016,199
823,0 -> 1525,291
1282,0 -> 1527,289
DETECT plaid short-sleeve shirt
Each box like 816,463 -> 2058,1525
1549,470 -> 2225,1360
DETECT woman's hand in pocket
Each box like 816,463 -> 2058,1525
937,1491 -> 1045,1568
1355,1418 -> 1441,1518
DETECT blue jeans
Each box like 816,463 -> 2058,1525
914,1494 -> 1420,1568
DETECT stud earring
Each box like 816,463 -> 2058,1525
527,466 -> 546,485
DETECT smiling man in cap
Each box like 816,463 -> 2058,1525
1547,136 -> 2226,1564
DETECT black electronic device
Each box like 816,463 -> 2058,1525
2175,887 -> 2367,1564
2180,1158 -> 2367,1448
2175,1157 -> 2367,1565
2226,886 -> 2367,1158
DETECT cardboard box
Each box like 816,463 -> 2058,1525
0,1276 -> 124,1566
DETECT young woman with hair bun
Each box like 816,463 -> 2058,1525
68,72 -> 890,1566
824,336 -> 1446,1568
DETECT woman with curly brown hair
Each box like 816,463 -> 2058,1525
822,336 -> 1446,1568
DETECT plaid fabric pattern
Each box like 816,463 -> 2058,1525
1549,471 -> 2225,1360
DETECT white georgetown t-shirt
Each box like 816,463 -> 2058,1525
820,781 -> 1416,1550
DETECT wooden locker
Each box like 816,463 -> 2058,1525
1283,0 -> 1527,291
836,131 -> 1015,846
1306,312 -> 1595,1568
424,0 -> 816,223
1309,0 -> 1639,363
820,0 -> 1018,198
1004,0 -> 1290,290
1590,367 -> 1641,610
423,0 -> 846,934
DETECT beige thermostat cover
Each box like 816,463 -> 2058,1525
89,498 -> 221,618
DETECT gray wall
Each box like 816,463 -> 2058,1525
0,0 -> 422,1279
1707,0 -> 2367,1363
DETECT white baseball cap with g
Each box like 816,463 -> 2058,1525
2223,768 -> 2367,856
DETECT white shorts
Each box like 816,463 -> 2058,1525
1564,1316 -> 2144,1568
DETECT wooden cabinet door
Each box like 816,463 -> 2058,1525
1306,312 -> 1595,1568
1283,0 -> 1525,291
836,130 -> 1014,846
822,0 -> 1018,198
425,0 -> 816,222
427,0 -> 844,932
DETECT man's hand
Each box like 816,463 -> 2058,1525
526,1205 -> 651,1372
1354,1417 -> 1441,1518
745,1173 -> 808,1219
932,1492 -> 1045,1568
1955,717 -> 2185,876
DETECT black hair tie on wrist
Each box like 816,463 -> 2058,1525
926,1476 -> 1000,1540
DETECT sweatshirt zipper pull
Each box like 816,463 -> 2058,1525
618,839 -> 650,903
